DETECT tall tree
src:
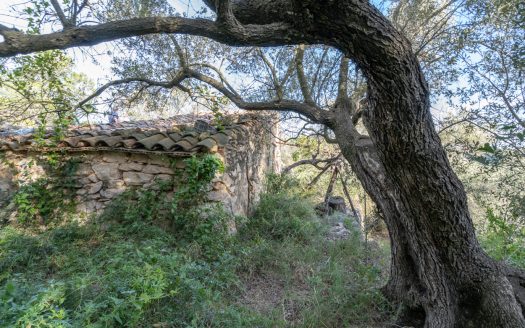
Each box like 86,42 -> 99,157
1,1 -> 524,326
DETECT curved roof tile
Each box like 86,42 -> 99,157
0,114 -> 265,156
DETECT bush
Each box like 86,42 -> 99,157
241,174 -> 318,241
1,170 -> 392,327
481,208 -> 525,269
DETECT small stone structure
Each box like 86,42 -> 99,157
0,114 -> 280,218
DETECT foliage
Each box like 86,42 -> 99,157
11,157 -> 79,226
481,208 -> 525,269
236,176 -> 390,325
170,155 -> 228,259
172,154 -> 224,208
241,174 -> 318,242
1,169 -> 391,327
0,50 -> 91,130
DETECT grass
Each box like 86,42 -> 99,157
0,175 -> 392,327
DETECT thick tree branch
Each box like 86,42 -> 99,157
0,17 -> 300,57
188,69 -> 330,124
77,65 -> 330,125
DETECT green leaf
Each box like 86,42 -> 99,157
478,143 -> 495,153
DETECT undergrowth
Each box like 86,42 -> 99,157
0,170 -> 392,327
480,208 -> 525,269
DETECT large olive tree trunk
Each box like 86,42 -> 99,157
304,1 -> 525,325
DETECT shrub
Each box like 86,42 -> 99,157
242,174 -> 318,241
481,208 -> 525,269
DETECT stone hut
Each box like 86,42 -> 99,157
0,114 -> 280,218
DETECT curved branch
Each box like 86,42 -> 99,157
282,154 -> 341,174
76,66 -> 331,125
0,16 -> 300,57
257,48 -> 283,99
76,72 -> 188,108
187,69 -> 330,124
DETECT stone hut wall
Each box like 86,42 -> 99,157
0,117 -> 279,219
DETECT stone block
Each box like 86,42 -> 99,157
143,164 -> 174,175
88,181 -> 103,194
148,156 -> 170,166
87,174 -> 99,182
119,162 -> 144,172
92,163 -> 120,181
123,172 -> 153,186
107,179 -> 126,189
102,153 -> 128,163
173,160 -> 186,169
76,163 -> 93,176
207,190 -> 229,202
212,181 -> 229,192
155,174 -> 172,182
76,188 -> 88,195
129,154 -> 149,163
100,188 -> 125,199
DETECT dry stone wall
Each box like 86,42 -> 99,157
0,116 -> 280,218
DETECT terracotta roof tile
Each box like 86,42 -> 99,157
0,114 -> 261,156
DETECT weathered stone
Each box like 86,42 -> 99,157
119,162 -> 144,172
173,160 -> 186,169
88,181 -> 103,194
95,202 -> 106,210
92,163 -> 120,181
148,156 -> 170,166
212,181 -> 229,192
155,174 -> 172,182
143,164 -> 174,175
76,163 -> 93,176
100,188 -> 125,199
77,200 -> 98,213
102,153 -> 128,163
107,179 -> 126,189
76,188 -> 88,195
129,154 -> 149,163
207,190 -> 229,202
123,172 -> 153,186
87,174 -> 99,182
87,193 -> 101,200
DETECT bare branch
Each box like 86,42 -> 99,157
76,72 -> 188,109
50,0 -> 73,29
335,56 -> 350,105
295,44 -> 315,105
257,48 -> 283,99
282,154 -> 341,174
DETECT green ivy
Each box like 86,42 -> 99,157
12,157 -> 79,226
171,155 -> 227,259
